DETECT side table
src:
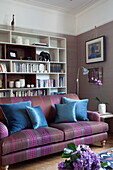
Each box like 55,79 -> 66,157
100,112 -> 113,133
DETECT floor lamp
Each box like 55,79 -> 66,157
76,66 -> 89,96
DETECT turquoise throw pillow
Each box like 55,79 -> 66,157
0,101 -> 32,134
26,106 -> 48,129
62,97 -> 89,121
54,102 -> 77,123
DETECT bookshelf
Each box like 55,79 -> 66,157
0,28 -> 67,97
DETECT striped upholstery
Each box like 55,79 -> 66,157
1,132 -> 107,166
0,127 -> 64,155
87,111 -> 100,121
0,94 -> 108,167
50,121 -> 108,140
0,122 -> 8,139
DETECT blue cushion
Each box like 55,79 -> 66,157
54,102 -> 77,123
0,101 -> 32,134
26,106 -> 48,129
62,97 -> 89,121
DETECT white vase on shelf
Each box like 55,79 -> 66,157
98,104 -> 106,114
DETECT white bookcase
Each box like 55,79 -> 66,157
0,29 -> 67,97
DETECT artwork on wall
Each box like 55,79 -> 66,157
85,36 -> 105,64
88,67 -> 103,84
7,50 -> 17,59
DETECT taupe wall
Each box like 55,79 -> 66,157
77,21 -> 113,112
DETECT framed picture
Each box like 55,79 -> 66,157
7,50 -> 17,59
85,36 -> 105,64
88,67 -> 103,84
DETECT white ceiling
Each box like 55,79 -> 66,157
13,0 -> 102,15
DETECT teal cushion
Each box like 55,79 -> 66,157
26,106 -> 48,129
62,97 -> 89,121
54,102 -> 77,123
0,101 -> 32,134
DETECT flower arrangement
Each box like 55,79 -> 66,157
94,79 -> 108,104
58,143 -> 107,170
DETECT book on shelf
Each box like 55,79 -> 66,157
0,63 -> 7,72
59,77 -> 65,87
12,62 -> 39,73
32,42 -> 48,46
11,89 -> 47,97
50,64 -> 62,72
36,79 -> 56,88
0,91 -> 10,97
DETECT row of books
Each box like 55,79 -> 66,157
50,64 -> 63,72
0,91 -> 10,97
50,92 -> 66,95
10,89 -> 47,97
36,79 -> 56,88
0,63 -> 7,72
12,63 -> 40,73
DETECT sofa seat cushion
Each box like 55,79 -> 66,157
50,121 -> 108,140
0,127 -> 64,155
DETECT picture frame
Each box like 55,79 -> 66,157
88,67 -> 103,84
85,36 -> 105,64
7,50 -> 17,59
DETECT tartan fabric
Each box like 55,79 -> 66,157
87,111 -> 100,121
0,122 -> 8,139
0,127 -> 64,156
0,94 -> 79,123
50,121 -> 108,140
0,94 -> 108,167
0,132 -> 107,166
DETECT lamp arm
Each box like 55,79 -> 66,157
76,66 -> 89,96
76,67 -> 81,96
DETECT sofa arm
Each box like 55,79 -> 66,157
0,122 -> 9,139
87,111 -> 100,121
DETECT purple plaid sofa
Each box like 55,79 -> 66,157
0,93 -> 108,170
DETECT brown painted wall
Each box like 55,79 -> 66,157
77,21 -> 113,112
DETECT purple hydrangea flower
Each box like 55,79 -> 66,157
58,144 -> 101,170
58,161 -> 65,170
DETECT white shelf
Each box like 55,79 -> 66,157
0,28 -> 67,97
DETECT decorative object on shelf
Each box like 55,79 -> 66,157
58,143 -> 107,170
11,14 -> 15,31
98,103 -> 106,114
24,39 -> 29,45
26,56 -> 32,60
16,36 -> 22,44
15,81 -> 21,88
76,66 -> 89,96
9,81 -> 14,88
7,50 -> 17,59
19,79 -> 25,88
86,36 -> 105,64
88,67 -> 103,83
31,84 -> 34,88
39,51 -> 51,61
27,84 -> 30,88
32,42 -> 48,46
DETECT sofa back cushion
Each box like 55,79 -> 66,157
0,101 -> 32,134
0,93 -> 79,123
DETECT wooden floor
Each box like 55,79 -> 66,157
9,132 -> 113,170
